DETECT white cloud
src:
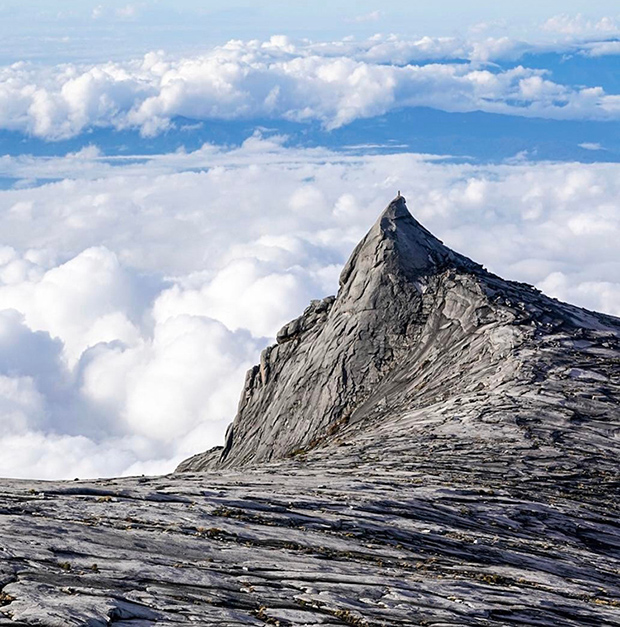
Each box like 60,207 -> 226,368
91,3 -> 142,21
579,142 -> 603,151
348,10 -> 382,24
469,20 -> 509,36
116,4 -> 139,19
0,431 -> 165,480
542,14 -> 620,36
0,375 -> 45,435
81,314 -> 258,443
0,247 -> 142,366
0,140 -> 620,480
538,272 -> 620,318
153,260 -> 323,339
0,34 -> 619,139
582,41 -> 620,57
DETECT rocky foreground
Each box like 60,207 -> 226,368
1,197 -> 620,625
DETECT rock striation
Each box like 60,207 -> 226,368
179,195 -> 620,475
1,196 -> 620,626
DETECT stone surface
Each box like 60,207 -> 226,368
0,462 -> 619,625
1,196 -> 620,625
179,196 -> 620,472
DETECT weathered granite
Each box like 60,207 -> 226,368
179,195 -> 620,472
1,196 -> 619,625
0,461 -> 619,625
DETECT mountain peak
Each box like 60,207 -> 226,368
178,195 -> 620,472
381,193 -> 409,220
339,195 -> 478,290
5,197 -> 619,627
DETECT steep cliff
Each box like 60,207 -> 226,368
179,195 -> 620,473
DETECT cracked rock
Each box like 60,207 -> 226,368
1,196 -> 619,626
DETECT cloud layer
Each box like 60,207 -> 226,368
0,139 -> 619,479
1,32 -> 620,140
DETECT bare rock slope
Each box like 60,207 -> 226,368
1,197 -> 619,626
180,196 -> 620,475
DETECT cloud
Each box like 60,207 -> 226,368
91,3 -> 142,21
0,374 -> 46,435
469,20 -> 509,36
0,34 -> 619,140
347,10 -> 382,24
0,247 -> 145,366
80,314 -> 259,443
581,41 -> 620,57
538,273 -> 620,318
0,139 -> 620,479
542,14 -> 620,36
579,142 -> 603,151
116,4 -> 140,20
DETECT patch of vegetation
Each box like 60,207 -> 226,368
592,597 -> 620,607
329,608 -> 368,626
196,526 -> 231,539
0,592 -> 15,607
477,572 -> 511,586
288,447 -> 308,458
253,605 -> 282,625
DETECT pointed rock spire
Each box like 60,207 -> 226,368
339,194 -> 479,293
178,195 -> 620,473
179,197 -> 486,471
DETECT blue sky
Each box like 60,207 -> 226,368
1,3 -> 620,479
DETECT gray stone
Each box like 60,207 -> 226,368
2,196 -> 620,625
179,195 -> 620,473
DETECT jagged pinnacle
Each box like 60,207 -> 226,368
180,196 -> 494,470
339,195 -> 479,290
381,193 -> 410,220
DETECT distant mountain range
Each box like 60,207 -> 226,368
2,107 -> 620,166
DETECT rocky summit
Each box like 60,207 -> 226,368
1,197 -> 620,626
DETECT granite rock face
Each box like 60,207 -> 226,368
179,195 -> 620,473
1,463 -> 619,626
1,196 -> 620,626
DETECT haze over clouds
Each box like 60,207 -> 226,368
0,139 -> 619,479
542,14 -> 620,36
1,3 -> 619,63
1,32 -> 620,140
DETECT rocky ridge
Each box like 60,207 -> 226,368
179,195 -> 620,474
1,196 -> 619,626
